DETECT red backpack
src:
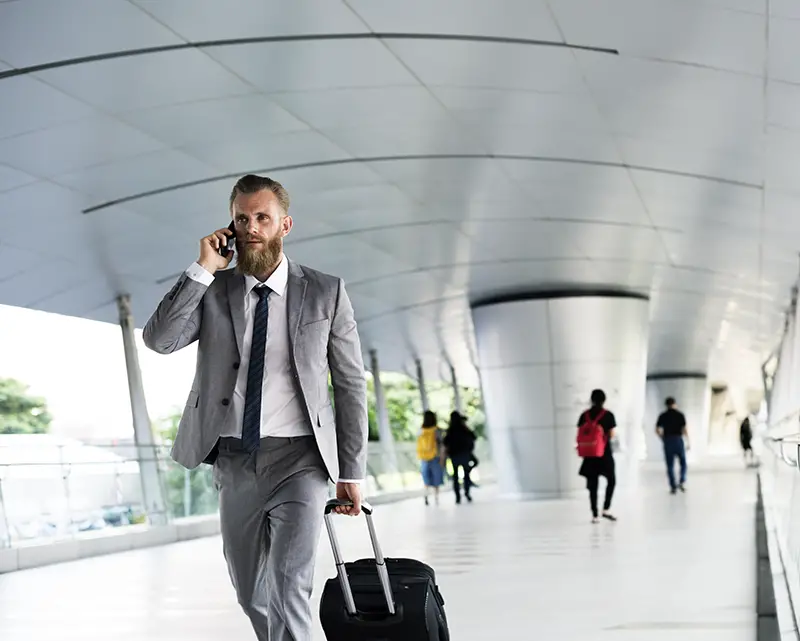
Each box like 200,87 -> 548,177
576,409 -> 607,458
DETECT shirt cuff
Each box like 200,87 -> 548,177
338,479 -> 362,484
185,262 -> 215,286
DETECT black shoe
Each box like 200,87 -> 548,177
602,512 -> 617,522
465,494 -> 473,503
679,483 -> 686,493
424,496 -> 429,506
670,487 -> 677,495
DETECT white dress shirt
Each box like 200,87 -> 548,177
185,257 -> 360,482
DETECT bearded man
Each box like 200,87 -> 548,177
143,173 -> 368,641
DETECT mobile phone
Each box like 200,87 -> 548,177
219,221 -> 236,256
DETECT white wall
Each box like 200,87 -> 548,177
472,295 -> 649,499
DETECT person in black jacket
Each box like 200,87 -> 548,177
443,411 -> 477,504
740,416 -> 755,466
578,389 -> 618,523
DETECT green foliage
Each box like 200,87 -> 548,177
155,367 -> 487,515
329,372 -> 485,442
418,379 -> 486,440
155,410 -> 217,518
0,377 -> 52,435
156,373 -> 485,514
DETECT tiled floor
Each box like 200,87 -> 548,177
0,460 -> 756,640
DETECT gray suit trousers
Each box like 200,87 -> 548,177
213,436 -> 329,641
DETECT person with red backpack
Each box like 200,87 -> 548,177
576,389 -> 618,523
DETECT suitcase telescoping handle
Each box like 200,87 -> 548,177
323,499 -> 396,616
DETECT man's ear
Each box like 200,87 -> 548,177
281,214 -> 293,237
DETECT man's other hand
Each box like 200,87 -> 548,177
334,482 -> 362,516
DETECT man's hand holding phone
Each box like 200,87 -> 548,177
198,225 -> 235,274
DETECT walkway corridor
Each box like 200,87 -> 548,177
0,461 -> 756,640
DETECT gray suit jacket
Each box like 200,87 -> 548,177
142,258 -> 368,482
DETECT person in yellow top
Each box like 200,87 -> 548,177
417,410 -> 446,505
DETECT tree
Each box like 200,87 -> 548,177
422,380 -> 486,439
460,385 -> 487,439
155,408 -> 217,518
361,372 -> 487,442
367,374 -> 422,442
331,375 -> 422,441
0,377 -> 52,435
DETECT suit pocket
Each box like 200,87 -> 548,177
301,318 -> 330,328
300,318 -> 330,352
301,318 -> 330,338
317,403 -> 335,428
186,390 -> 199,408
212,455 -> 226,491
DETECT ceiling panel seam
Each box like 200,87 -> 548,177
624,54 -> 764,80
141,15 -> 371,191
121,0 -> 356,180
0,33 -> 619,82
358,294 -> 466,324
343,0 -> 550,218
152,218 -> 681,286
555,35 -> 675,268
81,153 -> 762,214
357,282 -> 779,328
346,256 -> 669,289
336,2 -> 532,212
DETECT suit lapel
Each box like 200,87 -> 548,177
227,273 -> 246,357
286,260 -> 307,354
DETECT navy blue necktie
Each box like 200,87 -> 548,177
242,285 -> 270,452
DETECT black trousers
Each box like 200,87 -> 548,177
586,472 -> 616,517
450,453 -> 472,500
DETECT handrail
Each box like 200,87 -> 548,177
764,434 -> 800,470
760,427 -> 800,636
780,442 -> 799,470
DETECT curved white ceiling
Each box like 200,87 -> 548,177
1,0 -> 798,389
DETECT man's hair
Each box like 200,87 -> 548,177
229,174 -> 290,215
665,396 -> 676,407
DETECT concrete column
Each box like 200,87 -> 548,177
415,358 -> 429,412
450,364 -> 463,414
117,295 -> 167,526
369,349 -> 398,475
471,292 -> 649,499
645,373 -> 710,462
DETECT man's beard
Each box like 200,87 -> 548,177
235,235 -> 283,277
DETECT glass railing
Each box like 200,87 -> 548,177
0,438 -> 154,548
0,436 -> 493,549
760,418 -> 800,635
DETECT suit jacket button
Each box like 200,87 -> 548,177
233,362 -> 240,370
221,398 -> 230,406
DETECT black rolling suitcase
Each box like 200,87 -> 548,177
319,499 -> 450,640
